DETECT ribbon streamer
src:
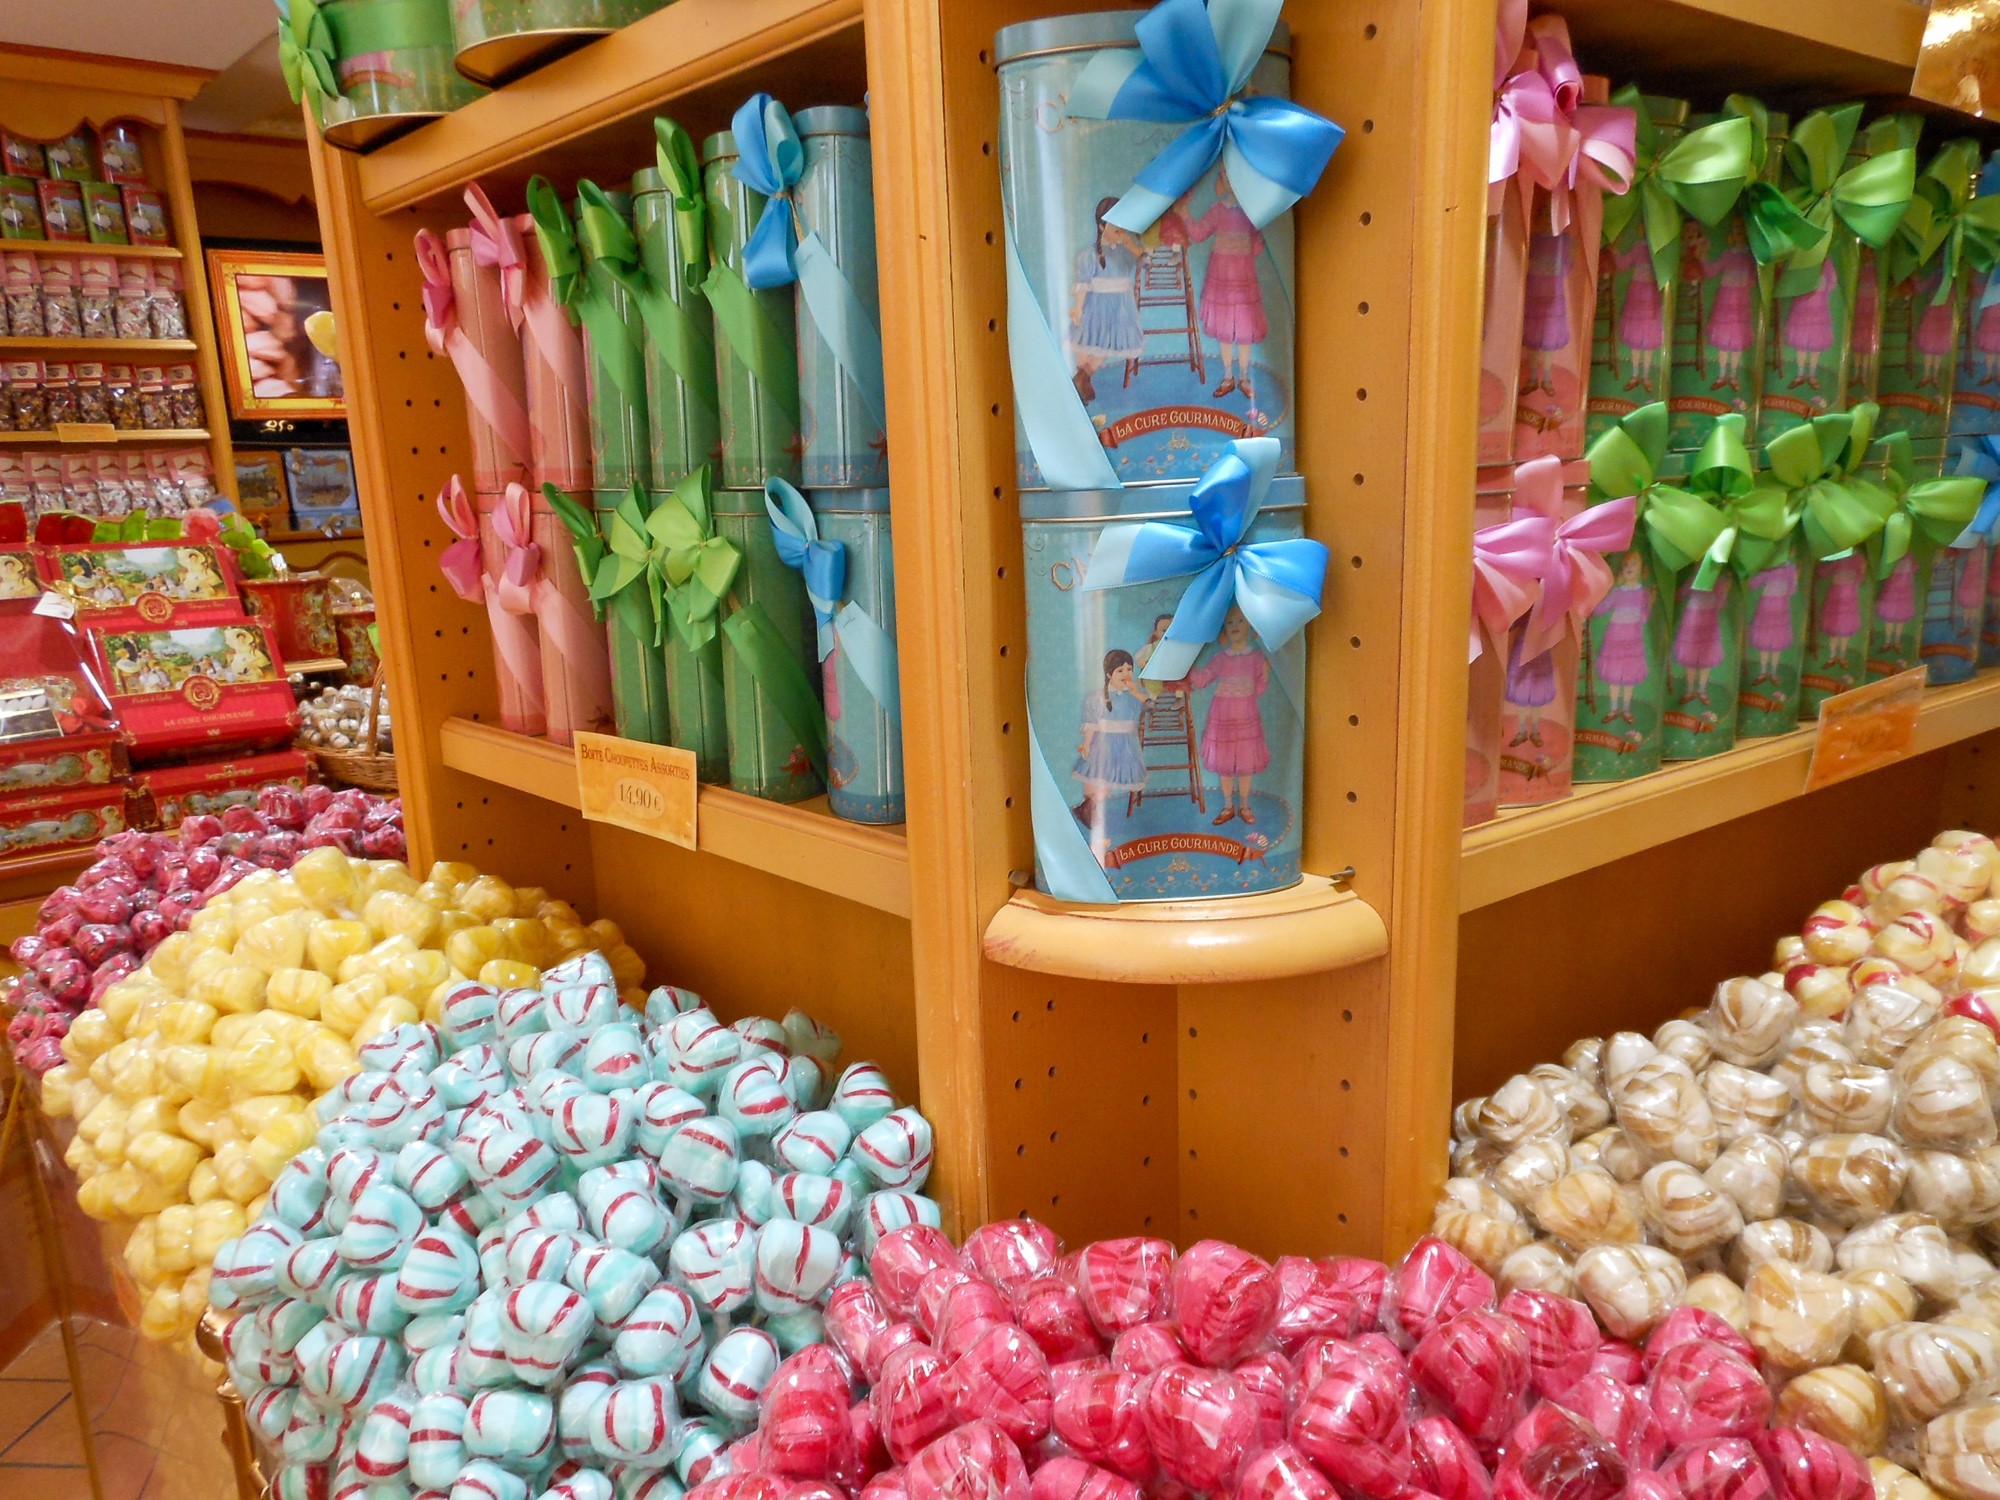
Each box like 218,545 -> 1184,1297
1004,228 -> 1121,491
1028,702 -> 1121,905
1080,436 -> 1328,681
541,484 -> 610,619
655,118 -> 711,290
1952,435 -> 2000,549
498,482 -> 614,717
763,479 -> 846,660
1065,0 -> 1344,232
1868,431 -> 1985,576
631,118 -> 723,410
415,227 -> 533,474
522,177 -> 592,399
1470,513 -> 1554,663
573,180 -> 650,409
721,601 -> 828,782
436,477 -> 545,718
466,184 -> 527,332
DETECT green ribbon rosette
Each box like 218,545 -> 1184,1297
1776,104 -> 1916,303
573,181 -> 649,410
1868,429 -> 1986,581
1796,403 -> 1896,562
1721,95 -> 1824,268
1602,88 -> 1756,283
582,469 -> 742,655
1585,403 -> 1732,604
277,0 -> 339,112
542,484 -> 609,614
525,176 -> 588,320
1893,139 -> 2000,298
654,119 -> 710,294
1727,412 -> 1855,577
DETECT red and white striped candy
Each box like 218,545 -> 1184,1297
779,1054 -> 832,1111
395,1142 -> 471,1211
869,1226 -> 959,1323
942,1323 -> 1053,1445
905,1420 -> 1029,1500
697,1328 -> 782,1428
499,1282 -> 594,1386
612,1283 -> 705,1381
634,1084 -> 706,1158
355,1386 -> 416,1479
759,1345 -> 854,1479
471,1128 -> 558,1206
581,1023 -> 649,1091
658,1118 -> 741,1205
246,1387 -> 297,1446
773,1111 -> 853,1176
754,1221 -> 843,1315
669,1219 -> 756,1317
824,1280 -> 892,1378
439,982 -> 500,1048
223,1306 -> 285,1389
256,1295 -> 329,1358
494,985 -> 553,1041
1170,1238 -> 1279,1366
961,1220 -> 1062,1299
860,1192 -> 941,1261
407,1391 -> 468,1491
831,1064 -> 898,1132
873,1341 -> 953,1463
1073,1238 -> 1175,1336
551,1093 -> 633,1167
431,1042 -> 506,1110
646,985 -> 704,1024
594,1376 -> 682,1463
719,1058 -> 797,1138
358,1022 -> 443,1077
852,1109 -> 933,1192
269,1150 -> 333,1235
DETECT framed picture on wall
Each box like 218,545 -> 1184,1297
206,249 -> 345,421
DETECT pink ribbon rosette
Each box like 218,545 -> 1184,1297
1490,0 -> 1572,224
437,476 -> 545,734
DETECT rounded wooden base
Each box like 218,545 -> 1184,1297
454,29 -> 611,88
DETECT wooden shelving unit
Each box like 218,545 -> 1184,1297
0,429 -> 209,445
0,241 -> 182,261
0,337 -> 197,355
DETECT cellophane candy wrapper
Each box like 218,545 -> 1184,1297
1170,1238 -> 1279,1366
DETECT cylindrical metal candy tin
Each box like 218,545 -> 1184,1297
996,15 -> 1297,489
794,108 -> 888,489
714,487 -> 822,802
514,211 -> 594,494
1923,539 -> 1988,684
1021,477 -> 1307,901
451,0 -> 669,88
594,487 -> 671,746
702,132 -> 802,488
632,165 -> 722,487
811,487 -> 902,824
319,0 -> 482,152
445,225 -> 531,495
575,188 -> 649,494
651,484 -> 730,783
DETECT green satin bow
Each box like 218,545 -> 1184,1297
1729,412 -> 1852,577
1893,139 -> 2000,298
573,180 -> 648,407
1602,89 -> 1755,283
655,117 -> 710,292
278,0 -> 338,110
542,485 -> 609,617
1777,104 -> 1916,298
1586,402 -> 1731,601
1794,403 -> 1897,561
1680,414 -> 1758,584
526,176 -> 587,318
1723,95 -> 1824,268
1868,430 -> 1986,576
653,466 -> 743,653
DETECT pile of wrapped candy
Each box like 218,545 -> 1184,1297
1437,829 -> 2000,1494
204,950 -> 936,1500
6,785 -> 404,1074
37,849 -> 644,1343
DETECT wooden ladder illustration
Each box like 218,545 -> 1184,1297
1124,245 -> 1205,387
1128,690 -> 1206,815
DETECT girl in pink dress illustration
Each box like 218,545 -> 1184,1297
1609,241 -> 1665,392
1671,575 -> 1730,707
1697,221 -> 1758,394
1185,607 -> 1270,826
1504,619 -> 1558,747
1969,278 -> 2000,383
1783,258 -> 1838,393
1913,266 -> 1955,390
1185,169 -> 1269,409
1520,231 -> 1574,402
1744,563 -> 1799,686
1875,553 -> 1919,655
1589,553 -> 1652,722
1067,197 -> 1145,406
1957,548 -> 1990,636
1814,552 -> 1866,669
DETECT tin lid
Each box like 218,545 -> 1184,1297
794,105 -> 868,139
633,167 -> 664,196
701,130 -> 737,164
995,11 -> 1290,69
1018,472 -> 1304,521
808,486 -> 889,514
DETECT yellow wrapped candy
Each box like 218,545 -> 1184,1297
235,911 -> 311,976
156,999 -> 218,1046
477,959 -> 540,991
322,973 -> 388,1036
445,924 -> 508,979
307,919 -> 373,977
457,874 -> 519,922
290,846 -> 360,915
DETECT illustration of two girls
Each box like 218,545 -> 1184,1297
1073,607 -> 1271,835
1068,169 -> 1268,408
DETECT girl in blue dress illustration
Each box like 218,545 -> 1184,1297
1072,649 -> 1149,832
1068,197 -> 1145,406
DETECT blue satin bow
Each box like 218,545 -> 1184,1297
1081,436 -> 1328,680
1067,0 -> 1344,232
765,479 -> 847,659
732,94 -> 808,292
1954,435 -> 2000,548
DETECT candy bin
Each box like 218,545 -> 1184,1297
450,0 -> 671,87
1020,438 -> 1323,902
715,484 -> 824,803
1865,431 -> 1982,681
1878,139 -> 1987,446
284,0 -> 483,151
633,119 -> 724,486
704,127 -> 802,487
1800,404 -> 1894,716
767,480 -> 904,825
993,6 -> 1340,489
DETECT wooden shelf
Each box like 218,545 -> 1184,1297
983,876 -> 1389,985
266,528 -> 365,545
0,428 -> 208,445
0,337 -> 196,355
1533,0 -> 1925,96
1460,673 -> 2000,912
437,716 -> 912,917
0,240 -> 182,260
357,0 -> 866,212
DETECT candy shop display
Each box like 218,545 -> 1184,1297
5,787 -> 406,1074
1434,829 -> 2000,1485
37,851 -> 648,1342
279,0 -> 483,152
299,680 -> 395,755
204,953 -> 936,1499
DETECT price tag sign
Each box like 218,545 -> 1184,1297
1802,667 -> 1927,793
574,731 -> 698,849
53,422 -> 117,444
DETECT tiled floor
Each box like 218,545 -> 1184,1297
0,1317 -> 238,1500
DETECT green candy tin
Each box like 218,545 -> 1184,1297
702,132 -> 802,488
320,0 -> 483,152
632,163 -> 722,488
714,487 -> 821,802
451,0 -> 671,88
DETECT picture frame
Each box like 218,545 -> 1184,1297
284,447 -> 362,535
205,249 -> 345,421
233,448 -> 291,531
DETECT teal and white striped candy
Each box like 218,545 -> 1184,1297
510,1029 -> 584,1082
763,1307 -> 826,1356
730,1016 -> 789,1055
666,1220 -> 755,1319
673,1418 -> 729,1485
223,1305 -> 283,1390
732,1160 -> 775,1226
394,1226 -> 482,1315
543,1469 -> 616,1500
581,1024 -> 648,1093
613,1468 -> 680,1500
279,1238 -> 344,1304
633,1084 -> 705,1159
645,986 -> 702,1026
269,1148 -> 332,1234
452,1458 -> 531,1500
359,1022 -> 443,1077
579,1167 -> 674,1255
524,1068 -> 589,1118
255,1295 -> 329,1359
330,1272 -> 412,1336
566,1243 -> 659,1330
558,1360 -> 618,1462
272,1457 -> 329,1500
851,1108 -> 933,1192
716,1058 -> 795,1139
777,1053 -> 832,1112
829,1063 -> 898,1132
693,1327 -> 780,1428
438,982 -> 500,1049
781,1010 -> 841,1064
470,1128 -> 559,1207
324,1334 -> 403,1414
493,986 -> 551,1043
458,1291 -> 513,1390
431,1043 -> 506,1109
751,1220 -> 841,1315
510,1191 -> 584,1236
404,1311 -> 465,1353
411,1342 -> 463,1396
394,1141 -> 470,1211
548,973 -> 621,1033
591,1377 -> 682,1464
661,1012 -> 741,1097
655,1119 -> 739,1206
246,1386 -> 297,1445
769,1173 -> 853,1237
210,1218 -> 303,1309
355,1384 -> 416,1479
544,951 -> 617,992
609,1284 -> 703,1381
858,1190 -> 943,1260
465,1387 -> 556,1465
339,1183 -> 425,1271
551,1093 -> 633,1168
282,1395 -> 341,1462
499,1281 -> 595,1387
292,1318 -> 337,1404
771,1112 -> 852,1176
505,1227 -> 585,1285
326,1146 -> 391,1231
407,1390 -> 469,1490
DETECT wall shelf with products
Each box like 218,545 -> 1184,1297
0,241 -> 182,261
0,428 -> 210,445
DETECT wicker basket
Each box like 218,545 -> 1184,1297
308,668 -> 397,793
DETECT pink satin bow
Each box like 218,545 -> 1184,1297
466,184 -> 526,332
1490,0 -> 1568,216
1530,15 -> 1636,238
415,229 -> 459,359
1471,513 -> 1554,664
435,476 -> 485,603
437,476 -> 546,722
492,483 -> 544,618
1513,456 -> 1639,658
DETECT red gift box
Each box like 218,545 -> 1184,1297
36,541 -> 243,629
88,620 -> 297,762
242,574 -> 340,666
0,782 -> 129,867
134,748 -> 310,831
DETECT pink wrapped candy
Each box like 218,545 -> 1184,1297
761,1346 -> 855,1480
861,1472 -> 910,1500
1410,1310 -> 1531,1444
942,1323 -> 1051,1444
1273,1258 -> 1371,1353
1233,1349 -> 1299,1453
1492,1404 -> 1628,1500
1029,1456 -> 1141,1500
1657,1438 -> 1774,1500
1646,1341 -> 1771,1448
962,1221 -> 1062,1299
1290,1356 -> 1416,1497
934,1279 -> 1013,1364
1049,1363 -> 1151,1482
905,1420 -> 1029,1500
1297,1336 -> 1413,1409
1413,1414 -> 1495,1500
873,1342 -> 955,1465
1499,1291 -> 1600,1402
1074,1239 -> 1176,1337
1386,1238 -> 1495,1347
873,1228 -> 961,1325
1109,1321 -> 1183,1377
1752,1426 -> 1869,1500
1169,1240 -> 1278,1366
826,1281 -> 894,1380
1237,1443 -> 1340,1500
1559,1372 -> 1665,1470
1014,1276 -> 1102,1365
1643,1311 -> 1759,1373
